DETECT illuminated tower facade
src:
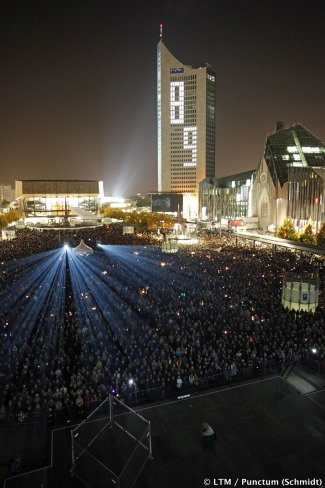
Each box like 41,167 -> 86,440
157,30 -> 216,204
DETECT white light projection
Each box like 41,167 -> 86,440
183,127 -> 197,167
170,81 -> 197,180
170,81 -> 184,124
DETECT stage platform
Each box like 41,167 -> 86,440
3,376 -> 325,488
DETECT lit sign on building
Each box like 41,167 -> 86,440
170,68 -> 184,74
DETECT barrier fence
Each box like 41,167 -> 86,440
1,354 -> 322,427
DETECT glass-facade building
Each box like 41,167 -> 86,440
157,39 -> 216,196
247,123 -> 325,230
199,123 -> 325,231
199,171 -> 254,221
256,123 -> 325,229
287,167 -> 325,226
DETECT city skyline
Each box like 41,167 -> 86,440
1,0 -> 324,196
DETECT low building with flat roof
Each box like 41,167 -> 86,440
15,179 -> 103,224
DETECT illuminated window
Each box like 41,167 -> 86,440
231,181 -> 236,188
302,147 -> 321,153
183,127 -> 197,149
282,155 -> 290,160
293,154 -> 301,161
183,127 -> 197,164
287,146 -> 297,153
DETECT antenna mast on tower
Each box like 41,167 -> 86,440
159,23 -> 163,39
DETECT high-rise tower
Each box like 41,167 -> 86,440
157,29 -> 216,206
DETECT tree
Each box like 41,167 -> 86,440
143,212 -> 174,230
299,223 -> 316,245
5,209 -> 22,224
316,223 -> 325,246
0,214 -> 8,229
101,207 -> 175,231
102,207 -> 125,220
276,217 -> 298,240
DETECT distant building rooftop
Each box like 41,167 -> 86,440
200,170 -> 255,188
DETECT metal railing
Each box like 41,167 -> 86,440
0,358 -> 297,427
2,354 -> 323,427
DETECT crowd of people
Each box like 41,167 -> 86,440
0,225 -> 156,262
0,228 -> 324,424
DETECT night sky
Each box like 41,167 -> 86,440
1,0 -> 324,196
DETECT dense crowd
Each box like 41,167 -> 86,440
0,229 -> 324,423
0,225 -> 156,262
